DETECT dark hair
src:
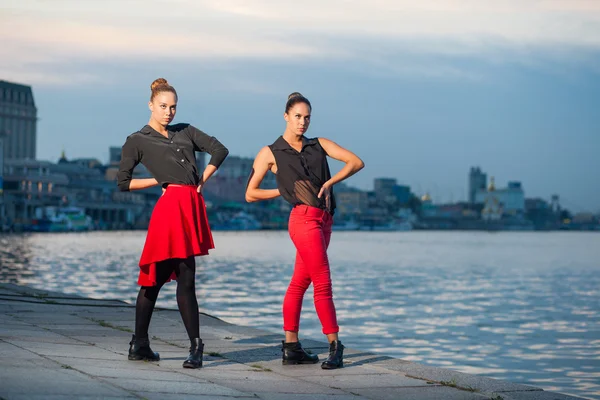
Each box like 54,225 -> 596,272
150,78 -> 177,101
285,92 -> 311,113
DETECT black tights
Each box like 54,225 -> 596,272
134,256 -> 199,341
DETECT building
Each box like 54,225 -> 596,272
373,178 -> 412,206
109,146 -> 122,165
207,155 -> 276,203
336,187 -> 369,215
0,80 -> 37,160
393,184 -> 411,205
2,155 -> 159,231
475,178 -> 525,216
2,159 -> 70,226
468,167 -> 487,204
525,197 -> 558,230
53,152 -> 159,228
480,178 -> 502,221
374,178 -> 396,203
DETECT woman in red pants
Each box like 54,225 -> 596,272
245,92 -> 364,369
117,78 -> 228,368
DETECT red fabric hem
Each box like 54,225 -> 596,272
137,185 -> 214,286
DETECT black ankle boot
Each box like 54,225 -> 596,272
321,340 -> 344,369
128,334 -> 160,361
183,338 -> 203,369
281,340 -> 319,365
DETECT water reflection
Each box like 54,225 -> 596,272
0,231 -> 599,399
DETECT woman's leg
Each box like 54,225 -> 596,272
292,216 -> 339,336
173,256 -> 199,340
174,256 -> 204,369
281,212 -> 319,364
283,250 -> 311,342
321,216 -> 338,343
135,259 -> 176,340
318,214 -> 344,369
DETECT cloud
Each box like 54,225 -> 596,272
2,0 -> 599,85
202,0 -> 600,45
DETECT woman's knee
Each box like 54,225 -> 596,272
177,275 -> 196,293
313,281 -> 333,298
288,276 -> 311,292
140,286 -> 161,302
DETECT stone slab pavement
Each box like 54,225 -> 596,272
0,283 -> 584,400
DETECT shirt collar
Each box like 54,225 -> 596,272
140,125 -> 154,135
270,135 -> 318,151
140,125 -> 175,138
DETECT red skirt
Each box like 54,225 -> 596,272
138,185 -> 214,286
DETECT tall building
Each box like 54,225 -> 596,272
374,178 -> 397,203
468,167 -> 487,204
393,184 -> 411,205
373,178 -> 412,205
0,80 -> 37,160
109,146 -> 121,165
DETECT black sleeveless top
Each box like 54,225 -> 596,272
269,136 -> 336,214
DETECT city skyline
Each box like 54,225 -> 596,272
2,1 -> 599,212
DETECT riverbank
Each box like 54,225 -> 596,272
0,283 -> 585,400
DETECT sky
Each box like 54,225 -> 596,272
2,0 -> 599,212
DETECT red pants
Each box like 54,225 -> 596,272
283,205 -> 339,335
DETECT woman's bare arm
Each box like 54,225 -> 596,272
128,178 -> 160,191
245,146 -> 280,202
318,138 -> 364,197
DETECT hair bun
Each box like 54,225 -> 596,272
151,78 -> 169,91
287,92 -> 303,100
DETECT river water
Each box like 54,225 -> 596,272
1,230 -> 598,399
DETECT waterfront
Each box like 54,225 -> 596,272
0,231 -> 599,399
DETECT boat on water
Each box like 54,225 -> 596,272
211,211 -> 262,231
28,206 -> 94,232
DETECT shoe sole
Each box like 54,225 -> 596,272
282,359 -> 319,365
128,355 -> 160,361
321,362 -> 343,369
182,363 -> 202,369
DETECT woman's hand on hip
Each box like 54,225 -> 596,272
318,181 -> 333,209
318,181 -> 332,199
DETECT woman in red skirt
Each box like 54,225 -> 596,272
117,78 -> 228,368
245,92 -> 364,369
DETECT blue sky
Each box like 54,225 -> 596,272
2,0 -> 599,212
